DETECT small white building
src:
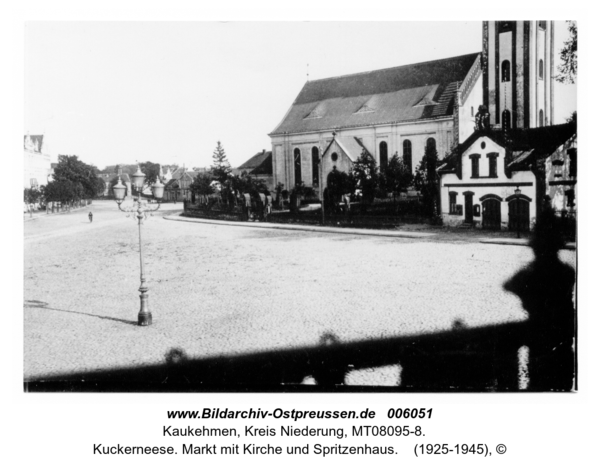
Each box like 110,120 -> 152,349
439,123 -> 576,231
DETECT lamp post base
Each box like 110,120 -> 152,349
138,312 -> 152,326
138,286 -> 152,326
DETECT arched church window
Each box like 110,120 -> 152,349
379,141 -> 388,170
502,109 -> 511,130
403,140 -> 412,170
539,59 -> 544,80
501,60 -> 511,82
426,137 -> 436,153
311,146 -> 319,186
294,148 -> 302,186
539,109 -> 544,127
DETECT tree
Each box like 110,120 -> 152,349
24,187 -> 41,205
413,142 -> 441,218
229,172 -> 268,196
210,141 -> 232,185
383,153 -> 413,197
41,180 -> 85,208
53,155 -> 105,198
139,161 -> 161,188
351,149 -> 379,204
190,172 -> 215,196
556,21 -> 577,84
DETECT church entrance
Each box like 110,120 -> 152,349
481,196 -> 501,230
508,199 -> 530,232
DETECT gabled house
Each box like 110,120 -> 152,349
99,165 -> 132,199
438,122 -> 576,230
233,149 -> 274,191
163,168 -> 201,202
269,53 -> 483,195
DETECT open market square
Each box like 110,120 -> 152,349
23,201 -> 576,386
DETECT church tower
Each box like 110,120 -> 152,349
482,21 -> 554,130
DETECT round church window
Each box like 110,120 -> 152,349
331,152 -> 338,162
481,141 -> 486,149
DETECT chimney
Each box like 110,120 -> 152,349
117,165 -> 122,175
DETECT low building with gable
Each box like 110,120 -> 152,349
438,122 -> 576,230
233,149 -> 274,191
164,168 -> 202,202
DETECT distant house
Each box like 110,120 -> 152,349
233,150 -> 274,191
24,134 -> 52,189
163,168 -> 201,202
438,123 -> 576,230
98,165 -> 133,199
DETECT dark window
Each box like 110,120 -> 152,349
539,21 -> 547,30
449,191 -> 458,215
426,137 -> 436,153
294,148 -> 302,186
487,153 -> 498,178
331,152 -> 338,162
568,148 -> 577,178
402,140 -> 412,169
539,109 -> 544,127
539,59 -> 544,79
470,154 -> 480,178
379,141 -> 388,170
499,21 -> 514,33
501,60 -> 511,82
471,106 -> 474,117
311,146 -> 320,186
502,109 -> 511,130
565,189 -> 575,208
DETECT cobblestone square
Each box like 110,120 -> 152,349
24,201 -> 576,384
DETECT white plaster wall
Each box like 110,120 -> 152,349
440,136 -> 537,228
458,73 -> 483,143
270,118 -> 454,190
24,150 -> 51,188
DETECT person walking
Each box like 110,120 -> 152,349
88,211 -> 93,223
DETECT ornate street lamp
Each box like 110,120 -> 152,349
514,186 -> 522,239
113,167 -> 164,326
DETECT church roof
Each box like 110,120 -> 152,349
270,53 -> 480,135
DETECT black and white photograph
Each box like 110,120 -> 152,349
21,19 -> 579,393
6,2 -> 600,463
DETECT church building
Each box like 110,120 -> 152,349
269,52 -> 483,194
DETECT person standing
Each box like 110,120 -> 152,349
88,211 -> 93,223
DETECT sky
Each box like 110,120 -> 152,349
25,21 -> 576,170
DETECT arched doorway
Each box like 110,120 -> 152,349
481,194 -> 502,230
508,196 -> 531,232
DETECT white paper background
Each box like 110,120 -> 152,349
3,1 -> 597,464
